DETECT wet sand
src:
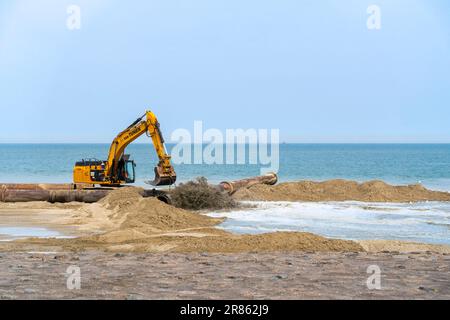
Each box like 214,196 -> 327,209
0,251 -> 449,300
0,204 -> 82,240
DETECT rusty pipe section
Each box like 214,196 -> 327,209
0,184 -> 109,203
218,172 -> 278,195
0,183 -> 95,191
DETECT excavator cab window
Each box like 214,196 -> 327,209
124,160 -> 136,183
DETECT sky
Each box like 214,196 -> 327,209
0,0 -> 449,143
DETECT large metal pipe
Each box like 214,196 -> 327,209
0,187 -> 110,203
218,172 -> 278,195
0,183 -> 93,191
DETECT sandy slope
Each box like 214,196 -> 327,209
233,180 -> 450,202
358,240 -> 450,254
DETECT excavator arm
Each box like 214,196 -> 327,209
105,110 -> 176,186
144,112 -> 177,186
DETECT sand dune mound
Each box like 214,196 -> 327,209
86,230 -> 363,253
60,187 -> 222,236
99,187 -> 220,227
233,180 -> 450,202
85,188 -> 222,244
170,232 -> 362,253
120,197 -> 222,232
98,187 -> 144,211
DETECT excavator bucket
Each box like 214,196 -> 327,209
146,165 -> 177,186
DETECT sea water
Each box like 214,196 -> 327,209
1,143 -> 450,190
0,227 -> 68,241
207,201 -> 450,245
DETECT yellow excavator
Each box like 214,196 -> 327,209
73,110 -> 176,187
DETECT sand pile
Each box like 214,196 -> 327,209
358,240 -> 450,254
98,187 -> 144,211
233,180 -> 450,202
86,188 -> 222,243
167,232 -> 362,253
72,231 -> 363,253
170,177 -> 236,210
54,187 -> 221,235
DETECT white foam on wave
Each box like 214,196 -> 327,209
207,201 -> 450,245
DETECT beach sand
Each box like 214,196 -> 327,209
232,179 -> 450,202
0,251 -> 449,299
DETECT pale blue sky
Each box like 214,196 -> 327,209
0,0 -> 449,143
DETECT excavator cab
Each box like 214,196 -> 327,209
117,155 -> 136,184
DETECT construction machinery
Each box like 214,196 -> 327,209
73,110 -> 176,187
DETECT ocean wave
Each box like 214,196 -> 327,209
207,201 -> 450,245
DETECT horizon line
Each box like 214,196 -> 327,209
1,142 -> 450,145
